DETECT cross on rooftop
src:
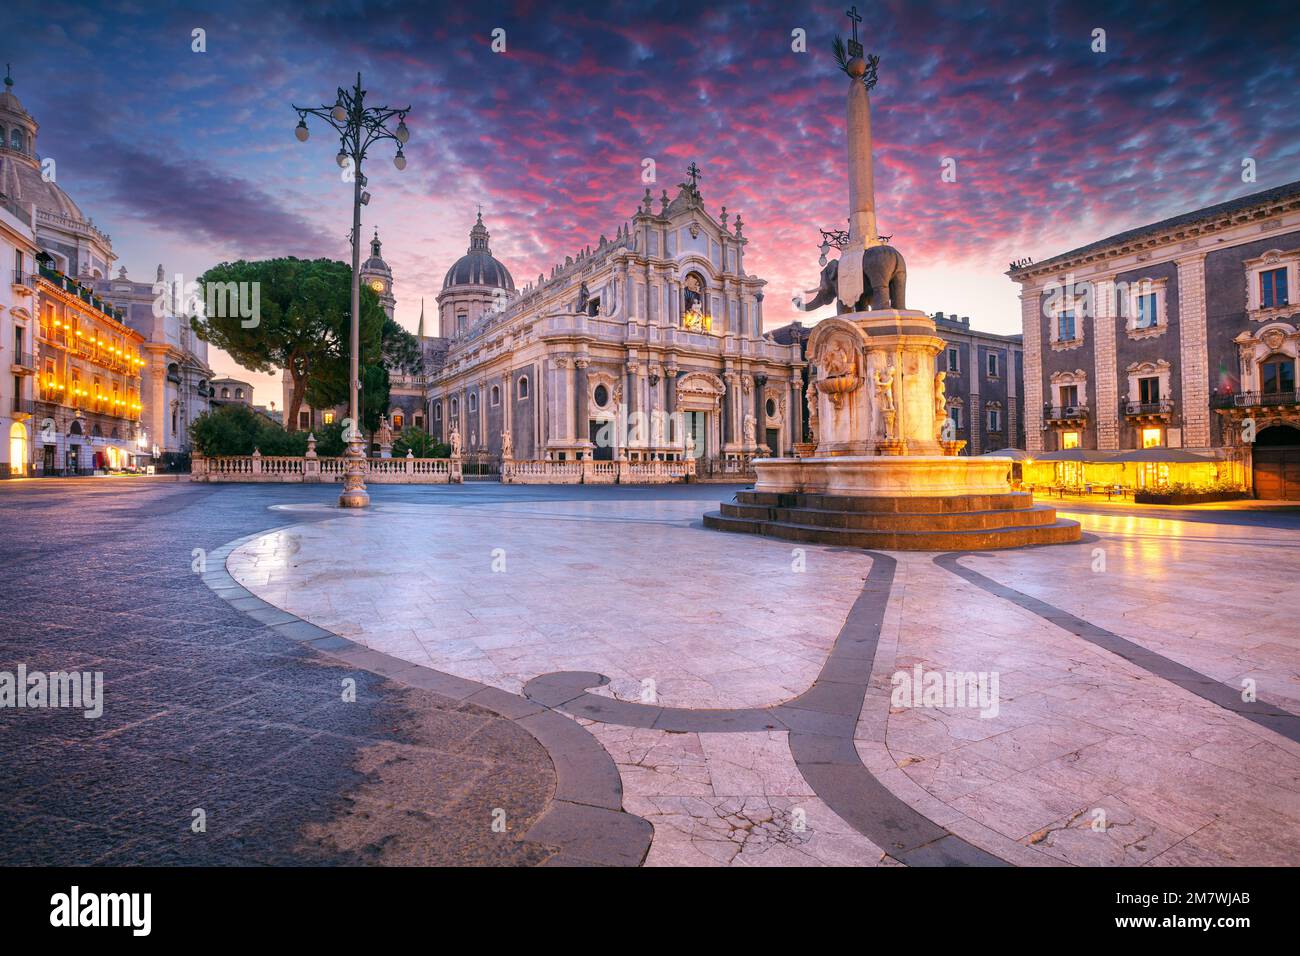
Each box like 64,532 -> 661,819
686,162 -> 702,188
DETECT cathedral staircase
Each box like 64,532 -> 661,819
703,490 -> 1080,551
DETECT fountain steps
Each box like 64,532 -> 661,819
704,491 -> 1080,550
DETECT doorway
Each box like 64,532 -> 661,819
1253,425 -> 1300,500
684,411 -> 707,459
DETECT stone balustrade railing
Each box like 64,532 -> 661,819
191,451 -> 461,484
190,450 -> 743,485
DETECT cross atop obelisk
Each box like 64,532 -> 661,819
834,7 -> 881,308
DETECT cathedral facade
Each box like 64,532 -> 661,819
416,178 -> 805,464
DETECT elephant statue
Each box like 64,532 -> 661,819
796,244 -> 908,314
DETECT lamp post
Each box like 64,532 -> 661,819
293,73 -> 410,508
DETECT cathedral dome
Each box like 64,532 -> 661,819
442,211 -> 514,292
0,68 -> 85,222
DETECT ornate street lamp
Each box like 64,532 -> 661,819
293,73 -> 410,508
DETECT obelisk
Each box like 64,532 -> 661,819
836,7 -> 879,310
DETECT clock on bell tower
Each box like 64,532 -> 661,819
359,228 -> 396,320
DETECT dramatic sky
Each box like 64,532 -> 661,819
4,0 -> 1297,404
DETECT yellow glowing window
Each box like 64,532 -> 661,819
1062,431 -> 1080,449
323,411 -> 335,425
1141,428 -> 1162,449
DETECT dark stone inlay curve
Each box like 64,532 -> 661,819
204,525 -> 652,867
934,552 -> 1300,744
525,553 -> 1010,867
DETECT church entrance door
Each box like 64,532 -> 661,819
685,411 -> 707,459
589,420 -> 613,461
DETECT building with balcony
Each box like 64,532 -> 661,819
1,193 -> 38,477
422,179 -> 803,464
92,265 -> 212,467
1010,179 -> 1300,497
33,266 -> 146,473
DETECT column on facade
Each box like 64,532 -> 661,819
1176,253 -> 1210,448
148,352 -> 168,452
968,345 -> 982,456
791,377 -> 802,451
574,358 -> 589,451
1020,288 -> 1044,453
721,372 -> 735,448
625,359 -> 638,455
753,374 -> 768,452
664,363 -> 678,454
1093,277 -> 1120,449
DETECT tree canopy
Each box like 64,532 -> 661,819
191,257 -> 389,431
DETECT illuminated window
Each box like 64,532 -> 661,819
392,413 -> 403,430
1141,428 -> 1162,448
1062,431 -> 1080,449
323,410 -> 335,425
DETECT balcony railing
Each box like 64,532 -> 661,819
1210,390 -> 1300,409
9,351 -> 35,371
1043,403 -> 1090,422
11,269 -> 35,290
1123,399 -> 1175,417
38,266 -> 126,323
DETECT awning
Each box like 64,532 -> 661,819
979,447 -> 1032,461
1033,449 -> 1120,463
1110,447 -> 1217,464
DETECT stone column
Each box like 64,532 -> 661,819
625,360 -> 638,456
574,358 -> 589,453
1093,277 -> 1120,450
1176,253 -> 1210,448
968,341 -> 982,455
664,363 -> 678,452
1020,288 -> 1044,453
722,372 -> 736,448
753,374 -> 768,452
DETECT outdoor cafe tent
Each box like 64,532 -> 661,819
1023,449 -> 1123,487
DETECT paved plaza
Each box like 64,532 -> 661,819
4,479 -> 1299,866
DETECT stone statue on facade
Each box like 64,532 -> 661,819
449,427 -> 462,458
500,429 -> 512,460
743,414 -> 756,446
575,281 -> 589,314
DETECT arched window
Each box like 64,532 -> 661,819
235,388 -> 244,399
450,398 -> 459,418
221,388 -> 230,398
517,376 -> 529,400
434,402 -> 442,422
469,392 -> 478,413
491,385 -> 500,406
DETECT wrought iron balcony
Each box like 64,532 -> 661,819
1211,389 -> 1300,409
11,269 -> 35,293
1043,403 -> 1089,423
9,351 -> 35,372
1123,399 -> 1175,418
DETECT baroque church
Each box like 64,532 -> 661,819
299,171 -> 807,464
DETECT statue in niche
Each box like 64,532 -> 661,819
575,282 -> 589,314
743,414 -> 756,445
823,343 -> 854,378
